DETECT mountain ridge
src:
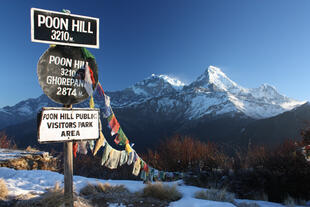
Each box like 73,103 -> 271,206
0,65 -> 305,127
0,65 -> 308,151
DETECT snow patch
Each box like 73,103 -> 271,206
17,105 -> 33,115
158,74 -> 185,89
157,97 -> 177,109
280,100 -> 306,110
131,86 -> 148,96
0,167 -> 305,207
0,109 -> 10,114
188,94 -> 225,119
146,82 -> 158,87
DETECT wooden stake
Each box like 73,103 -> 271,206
64,105 -> 73,207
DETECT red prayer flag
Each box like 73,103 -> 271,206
143,163 -> 149,173
73,142 -> 79,158
88,66 -> 95,85
109,115 -> 120,135
96,82 -> 105,96
114,137 -> 120,145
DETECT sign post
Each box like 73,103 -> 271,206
37,106 -> 99,207
64,140 -> 73,207
31,8 -> 100,207
64,105 -> 73,207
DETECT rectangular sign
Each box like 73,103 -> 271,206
38,107 -> 100,143
31,8 -> 99,48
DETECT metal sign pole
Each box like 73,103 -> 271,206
64,105 -> 73,207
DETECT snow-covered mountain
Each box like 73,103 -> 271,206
0,65 -> 304,125
103,74 -> 184,108
105,65 -> 304,120
183,66 -> 304,119
0,65 -> 307,150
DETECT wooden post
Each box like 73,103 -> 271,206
64,105 -> 73,207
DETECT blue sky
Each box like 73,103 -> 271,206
0,0 -> 310,107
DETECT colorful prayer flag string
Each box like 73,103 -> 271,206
73,48 -> 184,182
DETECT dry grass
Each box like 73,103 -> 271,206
80,182 -> 128,196
283,196 -> 307,207
284,196 -> 296,207
39,182 -> 65,206
15,182 -> 94,207
141,182 -> 182,201
15,182 -> 65,207
194,188 -> 235,203
25,146 -> 40,152
0,179 -> 8,200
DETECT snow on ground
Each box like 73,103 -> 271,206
0,167 -> 307,207
169,185 -> 236,207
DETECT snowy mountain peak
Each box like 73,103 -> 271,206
206,65 -> 239,91
157,74 -> 185,89
190,65 -> 241,93
256,83 -> 279,95
183,65 -> 305,119
207,65 -> 228,79
260,83 -> 276,90
129,74 -> 183,97
250,83 -> 287,102
144,74 -> 185,88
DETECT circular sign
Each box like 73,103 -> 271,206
37,46 -> 98,105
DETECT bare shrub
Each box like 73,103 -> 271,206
80,182 -> 128,196
262,140 -> 310,202
79,183 -> 97,196
245,146 -> 267,169
40,182 -> 64,206
142,135 -> 228,172
229,139 -> 310,203
0,179 -> 8,200
25,146 -> 39,152
194,188 -> 235,203
283,196 -> 307,207
141,182 -> 182,201
16,182 -> 93,207
301,127 -> 310,146
284,196 -> 296,207
16,182 -> 64,207
0,131 -> 16,149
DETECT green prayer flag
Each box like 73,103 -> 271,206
81,48 -> 95,59
116,128 -> 128,146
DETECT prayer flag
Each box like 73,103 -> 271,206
108,114 -> 120,136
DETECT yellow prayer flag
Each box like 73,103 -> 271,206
125,143 -> 132,153
93,131 -> 105,156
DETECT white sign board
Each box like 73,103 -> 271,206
38,107 -> 100,142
